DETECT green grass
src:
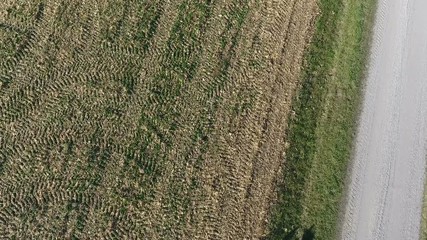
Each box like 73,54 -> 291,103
267,0 -> 377,239
422,181 -> 427,240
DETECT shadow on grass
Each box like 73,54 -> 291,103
302,226 -> 315,240
284,228 -> 298,240
264,225 -> 316,240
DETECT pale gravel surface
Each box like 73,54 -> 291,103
341,0 -> 427,239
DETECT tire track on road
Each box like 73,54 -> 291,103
341,0 -> 427,239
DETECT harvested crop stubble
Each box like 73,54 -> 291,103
0,0 -> 318,239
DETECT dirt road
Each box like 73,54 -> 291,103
341,0 -> 427,239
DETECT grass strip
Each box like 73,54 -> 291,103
267,0 -> 377,239
421,181 -> 427,240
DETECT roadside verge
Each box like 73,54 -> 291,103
267,0 -> 377,239
422,183 -> 427,240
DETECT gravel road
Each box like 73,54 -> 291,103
341,0 -> 427,239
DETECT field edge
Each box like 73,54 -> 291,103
421,179 -> 427,240
266,0 -> 378,239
